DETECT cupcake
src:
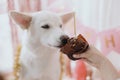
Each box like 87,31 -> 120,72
60,34 -> 89,60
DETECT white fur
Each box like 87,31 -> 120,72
10,11 -> 73,80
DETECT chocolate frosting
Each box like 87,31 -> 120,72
60,34 -> 89,60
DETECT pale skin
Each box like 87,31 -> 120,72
66,45 -> 120,80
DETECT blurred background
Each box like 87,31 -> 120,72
0,0 -> 120,80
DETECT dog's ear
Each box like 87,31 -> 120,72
61,12 -> 74,24
9,11 -> 32,29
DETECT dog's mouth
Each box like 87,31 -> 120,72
48,39 -> 68,48
48,43 -> 66,48
56,43 -> 66,48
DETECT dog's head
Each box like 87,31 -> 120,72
10,11 -> 74,48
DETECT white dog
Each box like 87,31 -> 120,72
10,11 -> 73,80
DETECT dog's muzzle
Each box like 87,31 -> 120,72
58,35 -> 69,48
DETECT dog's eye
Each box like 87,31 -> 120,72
60,25 -> 62,28
41,25 -> 50,29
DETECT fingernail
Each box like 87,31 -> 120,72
73,54 -> 80,58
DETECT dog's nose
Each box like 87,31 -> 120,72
60,35 -> 69,45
